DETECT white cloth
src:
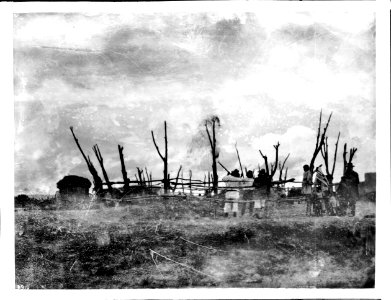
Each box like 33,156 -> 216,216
226,190 -> 240,199
232,202 -> 238,212
254,199 -> 263,209
254,199 -> 261,209
224,190 -> 240,213
253,188 -> 267,209
224,201 -> 239,213
222,175 -> 248,200
241,178 -> 254,187
223,175 -> 248,214
224,202 -> 232,213
222,175 -> 248,189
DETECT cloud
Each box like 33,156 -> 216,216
275,23 -> 342,61
13,12 -> 375,194
14,13 -> 269,95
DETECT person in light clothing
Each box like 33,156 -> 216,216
329,192 -> 338,216
222,169 -> 243,217
314,166 -> 329,214
241,170 -> 255,216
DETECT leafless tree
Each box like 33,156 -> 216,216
259,142 -> 295,191
284,167 -> 289,182
259,141 -> 280,179
70,127 -> 103,192
172,165 -> 182,193
118,145 -> 129,190
136,167 -> 144,186
151,121 -> 169,191
320,132 -> 340,185
343,143 -> 358,175
259,141 -> 280,190
309,110 -> 333,174
93,144 -> 112,193
278,153 -> 290,182
205,116 -> 220,193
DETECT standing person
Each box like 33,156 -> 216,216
252,169 -> 269,218
252,169 -> 295,219
302,164 -> 313,216
241,170 -> 255,216
314,166 -> 329,215
329,192 -> 338,216
314,166 -> 329,194
344,162 -> 360,216
222,169 -> 242,217
337,176 -> 349,215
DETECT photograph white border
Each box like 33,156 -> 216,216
1,1 -> 390,300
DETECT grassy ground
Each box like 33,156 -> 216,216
15,196 -> 375,289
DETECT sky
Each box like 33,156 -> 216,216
13,10 -> 375,194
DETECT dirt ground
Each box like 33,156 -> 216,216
15,197 -> 375,289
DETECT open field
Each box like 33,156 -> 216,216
15,197 -> 375,289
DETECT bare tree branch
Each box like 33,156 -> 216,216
331,132 -> 340,176
315,109 -> 322,150
205,118 -> 219,193
320,143 -> 325,160
145,166 -> 150,186
343,143 -> 347,175
70,126 -> 89,164
137,167 -> 144,186
259,150 -> 270,176
205,122 -> 214,150
310,111 -> 332,173
321,137 -> 329,175
172,165 -> 182,192
151,130 -> 164,161
349,148 -> 357,164
271,141 -> 280,177
323,112 -> 333,134
93,144 -> 112,192
218,161 -> 230,174
118,145 -> 129,190
151,121 -> 169,191
69,127 -> 103,192
279,153 -> 290,181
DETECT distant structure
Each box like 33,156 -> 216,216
358,172 -> 376,201
56,175 -> 91,207
364,172 -> 376,193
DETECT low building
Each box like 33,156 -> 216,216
358,172 -> 376,201
364,172 -> 376,193
56,175 -> 91,207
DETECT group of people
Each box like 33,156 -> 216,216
302,163 -> 360,217
220,161 -> 360,219
222,168 -> 294,219
222,169 -> 265,219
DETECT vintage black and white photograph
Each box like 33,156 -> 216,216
13,6 -> 376,289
